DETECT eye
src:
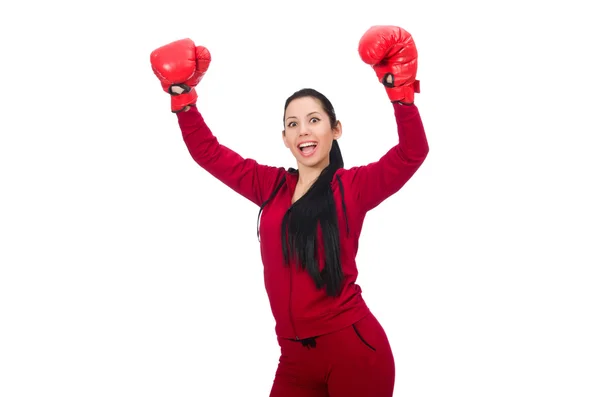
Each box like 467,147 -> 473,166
310,117 -> 320,123
287,121 -> 297,128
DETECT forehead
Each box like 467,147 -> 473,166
285,96 -> 323,117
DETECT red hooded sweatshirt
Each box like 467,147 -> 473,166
177,102 -> 429,340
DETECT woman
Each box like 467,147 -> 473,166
151,25 -> 429,397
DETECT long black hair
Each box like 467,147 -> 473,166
257,88 -> 349,297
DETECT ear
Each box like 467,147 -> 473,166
333,120 -> 343,140
282,130 -> 291,149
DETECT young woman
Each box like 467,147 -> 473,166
151,25 -> 429,397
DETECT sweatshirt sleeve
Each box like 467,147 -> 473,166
345,102 -> 429,213
176,105 -> 285,207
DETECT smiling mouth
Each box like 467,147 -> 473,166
298,142 -> 318,156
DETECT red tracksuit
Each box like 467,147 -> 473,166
176,102 -> 429,396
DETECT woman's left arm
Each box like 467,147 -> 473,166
345,102 -> 429,213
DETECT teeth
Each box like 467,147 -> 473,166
299,142 -> 317,148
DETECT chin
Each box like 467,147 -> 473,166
298,156 -> 327,169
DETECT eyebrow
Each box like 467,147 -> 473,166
285,111 -> 321,122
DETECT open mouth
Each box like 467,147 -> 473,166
298,141 -> 318,157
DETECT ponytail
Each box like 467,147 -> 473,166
330,139 -> 343,169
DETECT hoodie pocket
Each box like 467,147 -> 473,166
352,323 -> 376,351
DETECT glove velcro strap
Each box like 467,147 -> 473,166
413,80 -> 421,93
385,80 -> 419,104
171,89 -> 198,113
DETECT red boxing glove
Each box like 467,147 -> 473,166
150,38 -> 211,112
358,25 -> 419,104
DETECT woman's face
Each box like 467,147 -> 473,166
282,96 -> 342,170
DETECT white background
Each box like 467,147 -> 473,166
1,0 -> 599,396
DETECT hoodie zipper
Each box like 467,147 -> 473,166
285,172 -> 301,340
289,261 -> 299,340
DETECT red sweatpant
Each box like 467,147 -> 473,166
269,313 -> 395,397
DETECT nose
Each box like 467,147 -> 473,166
299,123 -> 310,136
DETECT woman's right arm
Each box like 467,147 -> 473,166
177,105 -> 285,207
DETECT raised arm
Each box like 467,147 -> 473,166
346,102 -> 428,213
150,38 -> 284,207
177,105 -> 284,206
347,25 -> 429,213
